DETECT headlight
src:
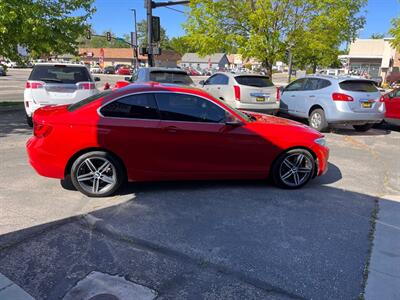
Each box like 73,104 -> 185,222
314,137 -> 327,146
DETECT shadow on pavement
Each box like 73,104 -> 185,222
0,108 -> 31,138
0,171 -> 381,300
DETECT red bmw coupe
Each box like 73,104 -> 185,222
27,83 -> 329,197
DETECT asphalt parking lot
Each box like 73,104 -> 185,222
0,107 -> 399,299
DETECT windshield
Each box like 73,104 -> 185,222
150,71 -> 194,85
68,90 -> 112,112
235,75 -> 274,87
29,65 -> 92,84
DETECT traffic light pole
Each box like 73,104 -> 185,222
146,0 -> 190,67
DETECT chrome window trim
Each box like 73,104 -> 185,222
97,91 -> 233,125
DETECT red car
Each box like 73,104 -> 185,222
27,83 -> 329,197
116,67 -> 131,75
381,89 -> 400,126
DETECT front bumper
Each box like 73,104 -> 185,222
311,144 -> 329,177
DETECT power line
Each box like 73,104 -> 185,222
163,6 -> 185,14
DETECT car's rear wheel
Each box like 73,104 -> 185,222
309,109 -> 328,132
26,114 -> 33,127
272,149 -> 315,189
353,123 -> 373,132
71,151 -> 124,197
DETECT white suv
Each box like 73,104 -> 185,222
24,63 -> 100,126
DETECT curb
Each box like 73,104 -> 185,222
0,273 -> 35,299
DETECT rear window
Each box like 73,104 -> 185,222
234,76 -> 274,87
68,90 -> 112,112
29,65 -> 92,84
149,71 -> 193,85
339,80 -> 378,92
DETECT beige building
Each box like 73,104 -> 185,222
341,38 -> 399,82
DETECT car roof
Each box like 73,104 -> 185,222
305,74 -> 376,83
34,63 -> 87,67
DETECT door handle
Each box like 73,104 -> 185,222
162,126 -> 178,133
309,95 -> 316,98
290,95 -> 296,97
217,87 -> 221,90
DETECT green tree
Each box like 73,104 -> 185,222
168,36 -> 196,55
184,0 -> 366,77
79,31 -> 130,48
0,0 -> 95,60
370,33 -> 385,39
389,15 -> 400,50
136,20 -> 171,49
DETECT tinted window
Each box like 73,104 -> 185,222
149,71 -> 193,85
207,74 -> 229,85
318,79 -> 331,89
235,76 -> 273,87
29,65 -> 91,84
155,93 -> 226,123
304,78 -> 320,90
285,78 -> 307,91
100,93 -> 159,119
339,80 -> 378,92
68,90 -> 112,112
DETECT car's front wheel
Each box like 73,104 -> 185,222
70,151 -> 124,197
272,149 -> 315,189
353,123 -> 373,132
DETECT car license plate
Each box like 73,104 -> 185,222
256,96 -> 265,102
362,102 -> 372,108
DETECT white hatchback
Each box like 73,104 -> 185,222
24,63 -> 100,126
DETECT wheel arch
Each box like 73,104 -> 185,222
64,147 -> 127,179
308,104 -> 324,116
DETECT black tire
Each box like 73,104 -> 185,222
26,114 -> 33,127
70,151 -> 124,197
353,123 -> 373,132
308,109 -> 329,132
272,149 -> 315,189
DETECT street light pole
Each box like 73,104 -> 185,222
131,8 -> 139,69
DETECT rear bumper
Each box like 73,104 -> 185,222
26,137 -> 65,179
327,112 -> 384,124
236,101 -> 279,113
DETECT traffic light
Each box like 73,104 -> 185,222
152,16 -> 160,43
106,32 -> 111,42
86,30 -> 91,40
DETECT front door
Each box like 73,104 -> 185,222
154,92 -> 266,179
385,89 -> 400,122
280,78 -> 307,116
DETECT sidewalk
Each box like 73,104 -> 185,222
365,195 -> 400,300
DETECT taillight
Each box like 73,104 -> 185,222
33,123 -> 52,138
233,85 -> 240,101
379,95 -> 387,102
332,92 -> 354,102
276,87 -> 280,101
26,81 -> 44,89
77,82 -> 95,90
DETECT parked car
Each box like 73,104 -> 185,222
90,66 -> 103,74
199,73 -> 280,115
27,83 -> 329,197
186,68 -> 201,76
24,63 -> 100,126
116,67 -> 131,76
279,75 -> 385,132
103,66 -> 115,74
0,65 -> 6,76
112,67 -> 195,89
381,89 -> 400,126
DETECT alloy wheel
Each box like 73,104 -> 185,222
75,157 -> 117,195
310,112 -> 322,129
279,153 -> 313,187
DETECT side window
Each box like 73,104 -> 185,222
155,93 -> 226,123
318,79 -> 331,89
206,75 -> 219,85
207,74 -> 228,85
137,69 -> 146,81
304,78 -> 320,91
285,78 -> 306,91
100,93 -> 159,119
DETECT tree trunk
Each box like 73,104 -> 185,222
264,59 -> 273,79
312,61 -> 317,74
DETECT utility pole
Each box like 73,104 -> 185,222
131,9 -> 139,69
145,0 -> 190,67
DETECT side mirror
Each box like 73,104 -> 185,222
94,76 -> 101,82
124,77 -> 131,81
199,80 -> 205,86
225,120 -> 243,127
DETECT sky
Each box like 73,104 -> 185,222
89,0 -> 400,40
